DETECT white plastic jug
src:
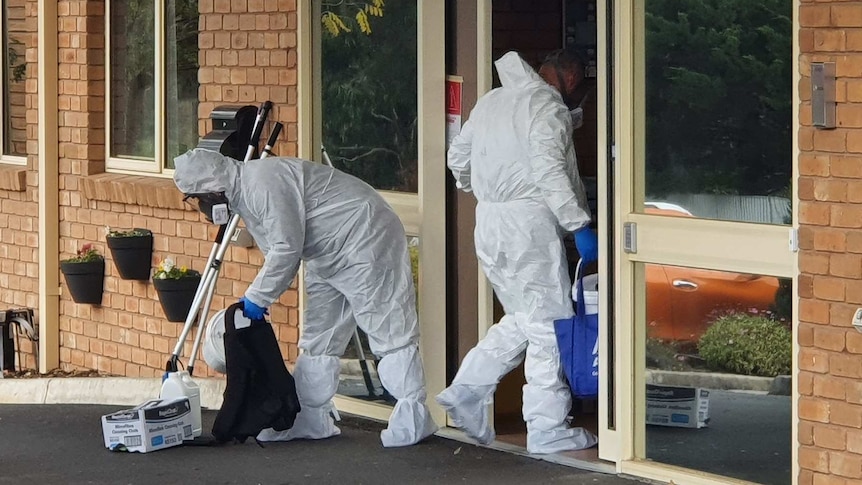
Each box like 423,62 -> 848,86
572,273 -> 599,316
160,370 -> 202,438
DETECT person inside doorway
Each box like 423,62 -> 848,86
173,148 -> 439,448
439,49 -> 598,454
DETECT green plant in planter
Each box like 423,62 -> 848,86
105,226 -> 154,280
153,257 -> 202,322
60,243 -> 105,304
153,258 -> 201,280
105,227 -> 152,238
62,243 -> 103,263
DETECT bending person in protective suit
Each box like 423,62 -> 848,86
173,148 -> 438,448
438,49 -> 598,454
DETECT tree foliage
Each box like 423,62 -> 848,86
321,0 -> 417,192
644,0 -> 792,197
322,0 -> 385,37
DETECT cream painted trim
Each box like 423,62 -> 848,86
417,0 -> 448,426
37,0 -> 59,372
381,191 -> 420,236
0,155 -> 27,166
625,214 -> 795,278
297,0 -> 314,161
611,0 -> 637,465
791,1 -> 800,483
621,461 -> 760,485
333,395 -> 393,423
594,0 -> 621,464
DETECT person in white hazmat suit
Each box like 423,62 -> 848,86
172,148 -> 438,448
438,49 -> 599,454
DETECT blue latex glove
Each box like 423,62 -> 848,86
239,296 -> 269,321
574,227 -> 598,264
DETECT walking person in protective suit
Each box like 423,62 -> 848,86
438,49 -> 599,454
173,148 -> 438,448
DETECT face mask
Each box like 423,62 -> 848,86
184,192 -> 231,225
569,92 -> 590,130
570,107 -> 584,130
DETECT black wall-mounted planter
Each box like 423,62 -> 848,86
60,260 -> 105,305
106,229 -> 153,280
153,276 -> 201,322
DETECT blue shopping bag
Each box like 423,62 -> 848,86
554,262 -> 599,398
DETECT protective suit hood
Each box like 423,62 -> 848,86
173,148 -> 242,200
495,51 -> 545,90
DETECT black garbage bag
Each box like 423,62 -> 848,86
212,302 -> 301,443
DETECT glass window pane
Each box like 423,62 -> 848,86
110,0 -> 155,160
320,1 -> 418,193
2,1 -> 30,157
641,1 -> 792,225
164,0 -> 199,169
643,262 -> 791,484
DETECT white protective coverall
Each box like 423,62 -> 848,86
173,148 -> 438,448
438,51 -> 596,454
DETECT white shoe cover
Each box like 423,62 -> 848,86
256,404 -> 341,442
435,384 -> 496,445
376,345 -> 439,447
380,401 -> 438,447
526,427 -> 597,454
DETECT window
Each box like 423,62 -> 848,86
106,0 -> 198,173
318,1 -> 418,193
1,0 -> 30,163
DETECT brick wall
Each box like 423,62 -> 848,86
798,2 -> 862,484
0,0 -> 39,370
0,0 -> 302,378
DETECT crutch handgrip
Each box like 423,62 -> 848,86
261,122 -> 283,159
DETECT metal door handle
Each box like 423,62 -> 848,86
672,279 -> 698,290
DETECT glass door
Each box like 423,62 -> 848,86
614,1 -> 796,483
297,1 -> 447,425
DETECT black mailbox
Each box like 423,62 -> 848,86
197,105 -> 258,161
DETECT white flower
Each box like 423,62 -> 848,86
162,258 -> 175,272
156,273 -> 166,280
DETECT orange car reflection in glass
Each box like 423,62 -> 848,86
643,203 -> 780,343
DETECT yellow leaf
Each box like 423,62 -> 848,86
356,10 -> 370,35
321,12 -> 340,37
333,13 -> 351,33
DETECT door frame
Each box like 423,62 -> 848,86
296,1 -> 448,425
611,1 -> 801,483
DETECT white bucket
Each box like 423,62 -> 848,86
572,273 -> 599,316
160,370 -> 202,438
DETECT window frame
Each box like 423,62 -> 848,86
105,0 -> 169,175
0,0 -> 29,165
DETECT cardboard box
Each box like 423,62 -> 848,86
646,384 -> 710,429
101,397 -> 194,453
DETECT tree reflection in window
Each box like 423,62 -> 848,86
321,1 -> 418,193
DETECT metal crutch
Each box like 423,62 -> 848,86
165,101 -> 274,375
184,121 -> 284,375
320,146 -> 379,398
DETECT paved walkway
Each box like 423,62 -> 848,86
0,404 -> 651,485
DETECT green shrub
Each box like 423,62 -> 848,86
698,313 -> 791,377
